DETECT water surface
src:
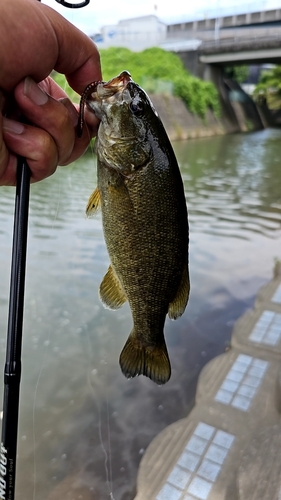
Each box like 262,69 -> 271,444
0,128 -> 280,499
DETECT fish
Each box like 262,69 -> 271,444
78,71 -> 190,385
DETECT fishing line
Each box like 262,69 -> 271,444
83,138 -> 116,499
86,329 -> 116,500
31,169 -> 63,500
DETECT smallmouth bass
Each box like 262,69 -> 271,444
79,71 -> 189,385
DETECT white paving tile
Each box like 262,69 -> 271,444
252,359 -> 268,370
237,384 -> 256,398
212,430 -> 235,449
186,436 -> 209,456
249,311 -> 281,346
156,483 -> 182,500
167,466 -> 191,490
215,389 -> 233,404
214,355 -> 268,412
155,423 -> 235,500
237,354 -> 252,365
221,379 -> 240,392
226,369 -> 244,383
243,375 -> 261,388
178,451 -> 201,472
197,459 -> 221,482
187,477 -> 213,500
205,444 -> 229,465
232,394 -> 251,411
194,423 -> 215,441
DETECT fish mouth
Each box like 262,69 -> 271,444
77,71 -> 133,136
96,71 -> 132,99
102,71 -> 132,92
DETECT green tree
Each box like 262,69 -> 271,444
253,65 -> 281,109
99,47 -> 220,117
224,65 -> 249,84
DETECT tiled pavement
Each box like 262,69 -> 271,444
134,262 -> 281,500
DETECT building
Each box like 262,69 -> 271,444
91,15 -> 167,51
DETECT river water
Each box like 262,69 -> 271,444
0,128 -> 281,500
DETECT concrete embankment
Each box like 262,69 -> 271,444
134,261 -> 281,500
151,78 -> 278,141
150,93 -> 225,141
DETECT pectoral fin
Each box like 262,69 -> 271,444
99,265 -> 127,310
86,187 -> 101,217
168,262 -> 190,320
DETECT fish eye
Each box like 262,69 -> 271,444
130,100 -> 144,116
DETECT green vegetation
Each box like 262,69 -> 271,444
224,65 -> 249,84
52,47 -> 220,118
100,47 -> 220,117
253,65 -> 281,109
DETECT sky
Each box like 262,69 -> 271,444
42,0 -> 281,36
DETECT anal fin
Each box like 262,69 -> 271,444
99,264 -> 127,310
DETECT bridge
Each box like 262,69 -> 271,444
199,35 -> 281,66
164,7 -> 281,70
167,6 -> 281,42
164,7 -> 281,136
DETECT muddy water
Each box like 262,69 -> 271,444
0,128 -> 280,499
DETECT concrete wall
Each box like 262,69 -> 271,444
149,93 -> 225,141
149,64 -> 267,141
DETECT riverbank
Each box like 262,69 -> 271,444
135,261 -> 281,500
150,93 -> 225,141
151,79 -> 280,141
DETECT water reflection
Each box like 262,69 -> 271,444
0,128 -> 280,499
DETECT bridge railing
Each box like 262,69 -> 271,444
200,33 -> 281,53
166,26 -> 281,43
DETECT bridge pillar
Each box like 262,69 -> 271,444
203,64 -> 241,133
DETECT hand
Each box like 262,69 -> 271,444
0,0 -> 102,185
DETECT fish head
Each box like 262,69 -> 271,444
85,71 -> 159,175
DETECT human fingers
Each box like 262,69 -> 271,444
15,77 -> 77,165
2,117 -> 58,185
14,77 -> 98,165
39,77 -> 100,142
41,3 -> 102,94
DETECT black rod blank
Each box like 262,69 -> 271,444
1,158 -> 30,500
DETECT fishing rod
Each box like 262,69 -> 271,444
0,1 -> 90,498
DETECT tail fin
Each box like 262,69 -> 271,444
119,333 -> 171,385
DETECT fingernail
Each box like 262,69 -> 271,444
24,76 -> 48,105
3,117 -> 25,134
